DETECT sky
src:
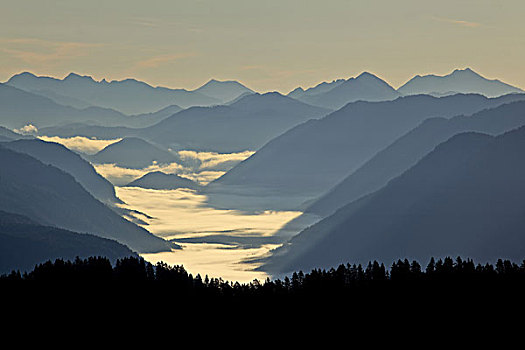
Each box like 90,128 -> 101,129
0,0 -> 524,93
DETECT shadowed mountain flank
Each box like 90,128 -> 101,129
0,146 -> 174,253
211,94 -> 525,210
264,126 -> 525,274
0,210 -> 136,274
3,138 -> 121,204
307,100 -> 525,216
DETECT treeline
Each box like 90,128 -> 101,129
2,256 -> 525,300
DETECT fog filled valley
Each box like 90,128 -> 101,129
3,66 -> 525,295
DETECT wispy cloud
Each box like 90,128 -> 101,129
127,17 -> 161,28
14,124 -> 38,135
433,17 -> 481,28
133,53 -> 195,70
0,38 -> 104,65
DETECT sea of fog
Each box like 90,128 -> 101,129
117,187 -> 301,283
41,135 -> 303,283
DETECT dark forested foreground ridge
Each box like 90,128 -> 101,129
3,256 -> 525,302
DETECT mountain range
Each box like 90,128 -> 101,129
42,92 -> 331,153
286,68 -> 523,109
264,125 -> 525,274
0,83 -> 190,129
2,67 -> 525,276
6,72 -> 253,114
307,100 -> 525,217
398,68 -> 523,97
210,93 -> 525,210
290,72 -> 401,110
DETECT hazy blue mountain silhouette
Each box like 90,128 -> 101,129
264,126 -> 525,274
211,94 -> 525,209
21,87 -> 92,109
193,79 -> 254,103
224,91 -> 256,105
0,146 -> 173,253
307,100 -> 525,216
294,72 -> 401,110
0,126 -> 29,142
139,92 -> 330,152
0,210 -> 135,274
398,68 -> 523,97
39,92 -> 330,153
127,104 -> 182,127
0,83 -> 161,129
6,72 -> 221,114
126,171 -> 201,190
3,138 -> 121,204
287,79 -> 345,100
90,137 -> 179,169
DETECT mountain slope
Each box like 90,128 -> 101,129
3,138 -> 121,204
298,72 -> 401,109
264,126 -> 525,274
126,105 -> 183,127
126,171 -> 201,190
90,137 -> 178,169
39,92 -> 330,153
6,72 -> 220,114
0,210 -> 135,274
0,83 -> 145,128
287,79 -> 345,100
398,68 -> 523,97
141,92 -> 330,152
0,146 -> 173,253
0,127 -> 28,142
307,100 -> 525,216
211,94 -> 525,209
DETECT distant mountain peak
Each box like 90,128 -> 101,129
355,71 -> 379,80
193,78 -> 253,103
289,87 -> 305,94
230,91 -> 293,107
197,78 -> 250,88
64,72 -> 94,81
6,71 -> 46,84
454,67 -> 474,73
11,71 -> 37,79
398,68 -> 523,97
450,67 -> 482,77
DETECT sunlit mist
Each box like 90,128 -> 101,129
116,187 -> 302,282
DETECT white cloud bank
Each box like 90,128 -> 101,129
15,124 -> 38,135
38,136 -> 121,155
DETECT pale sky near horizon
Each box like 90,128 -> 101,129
0,0 -> 524,93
